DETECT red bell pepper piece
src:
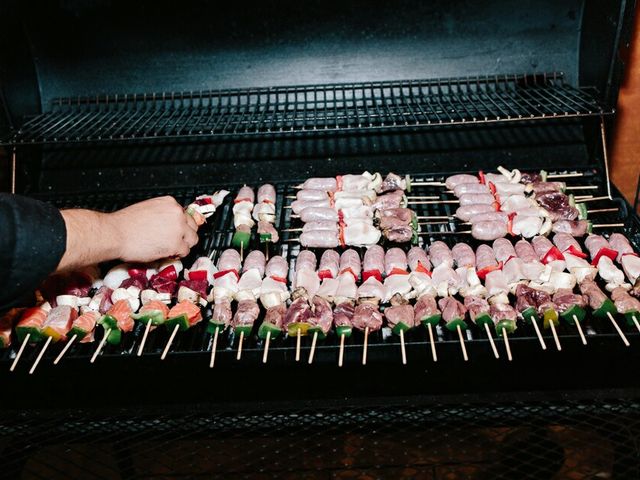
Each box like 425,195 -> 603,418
339,224 -> 346,248
492,201 -> 501,212
476,262 -> 503,280
415,261 -> 431,276
233,197 -> 253,204
336,175 -> 343,191
128,267 -> 147,278
187,270 -> 208,282
622,252 -> 640,258
566,245 -> 587,259
213,269 -> 240,281
158,265 -> 178,281
488,182 -> 497,195
478,170 -> 486,185
271,275 -> 287,284
318,270 -> 334,280
388,267 -> 410,277
591,247 -> 618,266
507,212 -> 516,236
340,267 -> 358,281
362,269 -> 383,282
541,246 -> 565,265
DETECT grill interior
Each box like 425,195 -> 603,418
3,167 -> 637,371
2,74 -> 612,147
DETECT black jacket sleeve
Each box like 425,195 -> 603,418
0,194 -> 67,310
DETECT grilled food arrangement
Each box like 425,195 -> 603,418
2,169 -> 638,370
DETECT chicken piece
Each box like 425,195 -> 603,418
431,263 -> 461,297
357,277 -> 386,303
445,174 -> 480,190
296,189 -> 329,202
316,278 -> 340,302
300,230 -> 340,248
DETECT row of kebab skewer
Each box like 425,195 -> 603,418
3,227 -> 639,371
284,167 -> 621,247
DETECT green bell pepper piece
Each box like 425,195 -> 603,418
131,309 -> 166,326
207,322 -> 226,335
165,313 -> 190,332
67,326 -> 89,342
234,324 -> 253,336
560,305 -> 586,325
586,221 -> 593,234
521,307 -> 539,324
568,194 -> 575,207
258,322 -> 281,339
576,203 -> 588,220
540,170 -> 548,182
420,313 -> 442,327
623,310 -> 640,327
106,328 -> 122,345
495,319 -> 517,334
593,299 -> 616,319
232,230 -> 251,249
392,322 -> 412,335
259,233 -> 272,243
99,314 -> 119,330
445,318 -> 466,332
336,326 -> 352,338
307,326 -> 327,340
405,174 -> 412,193
16,326 -> 44,344
474,313 -> 493,327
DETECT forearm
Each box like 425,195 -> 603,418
57,209 -> 121,272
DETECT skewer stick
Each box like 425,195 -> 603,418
10,333 -> 31,372
91,328 -> 111,363
295,328 -> 301,362
606,312 -> 630,346
484,323 -> 499,359
161,324 -> 179,360
548,321 -> 562,351
236,331 -> 245,360
417,216 -> 454,220
632,315 -> 640,334
410,181 -> 446,187
456,325 -> 468,362
399,329 -> 407,365
137,320 -> 152,356
586,208 -> 618,214
575,196 -> 611,203
54,334 -> 77,365
338,334 -> 346,367
282,227 -> 304,232
573,316 -> 587,345
405,196 -> 441,200
565,185 -> 599,190
591,223 -> 625,229
362,327 -> 369,365
29,336 -> 52,375
308,331 -> 318,364
265,242 -> 269,261
408,200 -> 460,205
547,172 -> 584,179
502,329 -> 513,361
262,331 -> 271,364
427,323 -> 437,362
530,317 -> 547,350
240,242 -> 244,262
209,327 -> 220,368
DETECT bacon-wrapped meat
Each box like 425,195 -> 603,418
384,248 -> 408,275
514,239 -> 545,281
299,230 -> 339,248
608,233 -> 640,294
301,177 -> 337,192
476,244 -> 499,272
339,249 -> 361,280
296,189 -> 329,201
299,207 -> 339,223
407,246 -> 431,272
428,241 -> 454,268
532,236 -> 565,272
445,174 -> 479,190
455,204 -> 495,222
299,221 -> 339,233
471,221 -> 508,241
363,245 -> 385,281
318,250 -> 340,279
218,249 -> 242,274
459,193 -> 495,206
243,250 -> 266,276
291,199 -> 331,214
453,183 -> 490,196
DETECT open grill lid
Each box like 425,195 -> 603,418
0,0 -> 634,148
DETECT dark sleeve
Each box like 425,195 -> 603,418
0,194 -> 67,310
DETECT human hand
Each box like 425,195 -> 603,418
109,196 -> 199,262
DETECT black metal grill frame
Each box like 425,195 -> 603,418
2,73 -> 612,147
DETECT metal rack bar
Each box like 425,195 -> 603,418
2,73 -> 613,146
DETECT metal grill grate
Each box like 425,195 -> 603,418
3,73 -> 612,146
7,168 -> 637,369
1,396 -> 639,479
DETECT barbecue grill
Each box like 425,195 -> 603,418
2,1 -> 640,478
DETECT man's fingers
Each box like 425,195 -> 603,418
183,228 -> 199,248
177,242 -> 190,258
185,212 -> 198,232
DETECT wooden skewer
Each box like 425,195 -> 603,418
240,242 -> 244,262
502,329 -> 513,361
548,321 -> 562,351
546,172 -> 584,179
457,325 -> 468,362
408,200 -> 460,205
586,208 -> 618,214
632,314 -> 640,334
161,324 -> 179,360
427,323 -> 437,362
282,227 -> 304,232
262,331 -> 271,364
417,215 -> 454,220
484,323 -> 499,359
54,334 -> 77,365
530,317 -> 547,350
265,242 -> 270,261
591,223 -> 625,229
91,328 -> 111,363
410,181 -> 447,187
606,312 -> 630,346
573,316 -> 587,345
137,320 -> 153,356
209,327 -> 220,368
29,336 -> 52,375
362,326 -> 369,365
575,196 -> 612,203
308,331 -> 318,364
10,333 -> 31,372
565,185 -> 599,190
236,331 -> 244,360
405,196 -> 441,200
339,333 -> 346,367
399,329 -> 407,365
295,328 -> 301,362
